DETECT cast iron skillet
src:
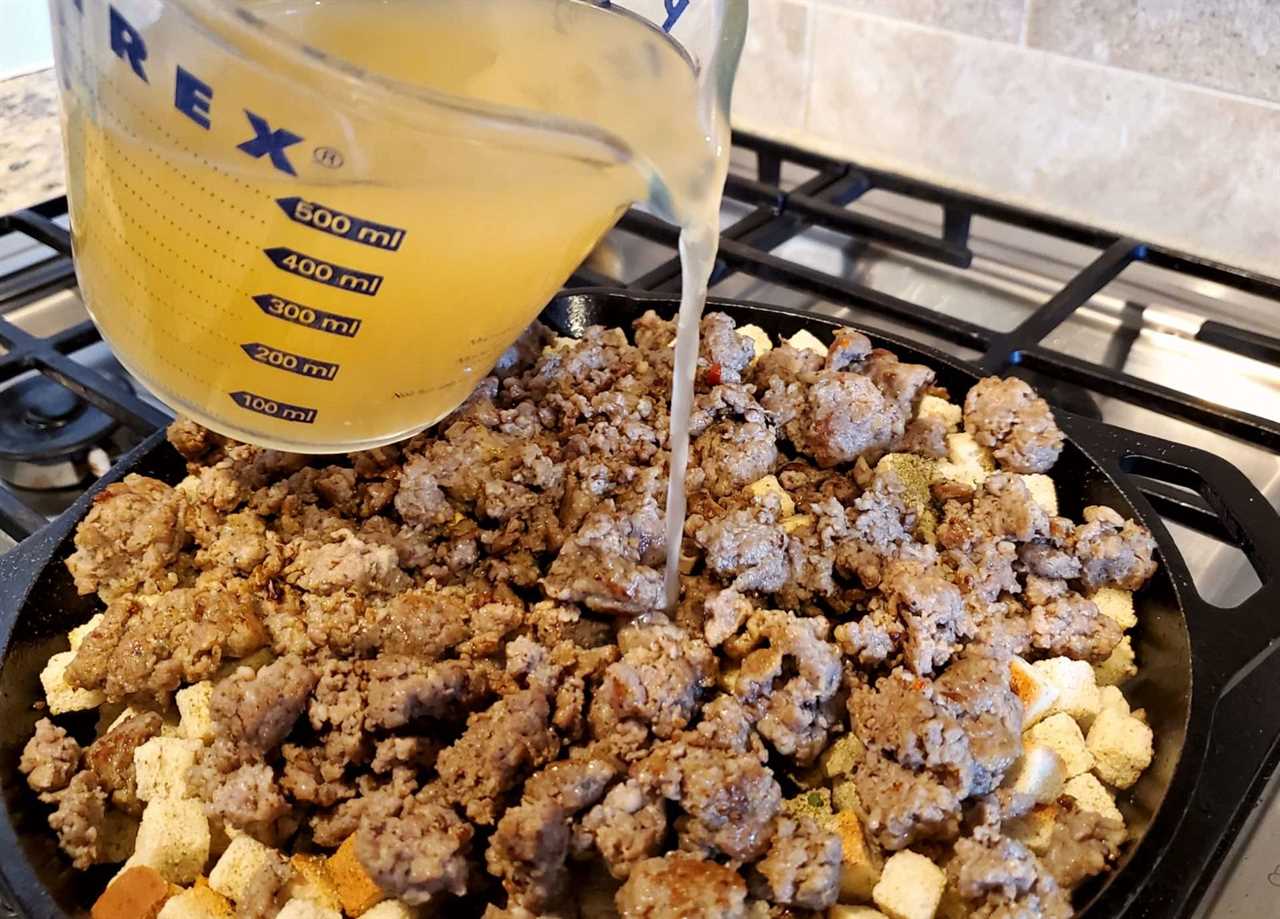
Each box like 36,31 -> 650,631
2,290 -> 1279,918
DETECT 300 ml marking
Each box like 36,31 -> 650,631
276,198 -> 406,251
253,294 -> 361,337
229,390 -> 318,424
264,247 -> 383,295
242,342 -> 340,381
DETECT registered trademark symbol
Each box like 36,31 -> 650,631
313,146 -> 344,168
1268,865 -> 1280,888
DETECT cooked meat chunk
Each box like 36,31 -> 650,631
365,657 -> 491,730
863,348 -> 936,418
781,371 -> 902,468
947,830 -> 1072,919
285,529 -> 410,595
1073,505 -> 1158,591
208,763 -> 290,832
48,770 -> 107,869
1038,801 -> 1125,888
356,796 -> 473,905
84,711 -> 163,815
963,376 -> 1065,473
933,653 -> 1023,796
692,421 -> 778,496
853,752 -> 961,851
1025,576 -> 1122,662
695,508 -> 789,594
544,499 -> 667,615
616,853 -> 748,919
590,621 -> 715,740
700,313 -> 757,385
753,342 -> 823,389
747,815 -> 841,910
20,718 -> 81,794
214,655 -> 317,757
580,779 -> 669,879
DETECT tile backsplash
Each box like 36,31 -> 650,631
733,0 -> 1280,275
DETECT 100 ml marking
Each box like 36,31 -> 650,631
276,197 -> 406,251
242,342 -> 340,380
253,294 -> 361,337
230,390 -> 317,423
265,247 -> 383,295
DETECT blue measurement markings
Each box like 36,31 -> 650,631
229,391 -> 318,424
264,247 -> 383,296
252,294 -> 362,338
276,198 -> 407,251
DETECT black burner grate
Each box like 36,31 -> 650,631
3,132 -> 1280,543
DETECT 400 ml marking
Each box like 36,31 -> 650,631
253,294 -> 361,337
264,247 -> 383,295
242,342 -> 340,381
229,390 -> 317,424
276,198 -> 406,251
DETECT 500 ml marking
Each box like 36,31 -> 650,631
276,198 -> 406,251
242,342 -> 340,380
265,247 -> 383,295
229,390 -> 317,424
253,294 -> 361,337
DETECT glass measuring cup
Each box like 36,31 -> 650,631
47,0 -> 748,451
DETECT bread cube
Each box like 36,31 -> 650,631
135,737 -> 203,803
784,788 -> 834,823
99,810 -> 141,864
1091,588 -> 1137,630
361,902 -> 418,919
737,324 -> 774,360
1025,713 -> 1093,778
1032,658 -> 1101,723
934,433 -> 993,489
788,328 -> 828,356
829,908 -> 889,919
41,650 -> 105,714
917,396 -> 961,432
1099,685 -> 1130,717
92,864 -> 172,919
209,836 -> 287,904
1001,745 -> 1065,804
276,900 -> 343,919
287,854 -> 343,913
832,810 -> 880,902
1094,636 -> 1138,687
821,733 -> 866,779
876,454 -> 935,512
747,475 -> 796,517
134,798 -> 211,884
328,835 -> 386,916
782,514 -> 814,534
872,850 -> 945,919
176,682 -> 216,743
1009,656 -> 1058,726
1063,773 -> 1124,825
1005,804 -> 1057,855
69,613 -> 105,652
156,884 -> 234,919
1020,474 -> 1058,517
1087,708 -> 1154,789
833,780 -> 863,816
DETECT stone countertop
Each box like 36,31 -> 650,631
0,68 -> 65,215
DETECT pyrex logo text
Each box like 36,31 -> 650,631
95,2 -> 304,176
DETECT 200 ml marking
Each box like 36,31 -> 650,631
253,294 -> 362,337
230,390 -> 318,423
276,198 -> 406,251
264,247 -> 383,295
242,341 -> 340,380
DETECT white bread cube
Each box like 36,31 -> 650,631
68,613 -> 105,652
1094,636 -> 1138,687
157,886 -> 234,919
176,682 -> 216,743
1099,685 -> 1130,717
362,902 -> 417,919
917,396 -> 961,432
747,474 -> 796,517
788,328 -> 828,356
1087,707 -> 1154,789
286,854 -> 343,913
1025,713 -> 1093,778
40,650 -> 105,714
210,835 -> 286,903
782,514 -> 815,534
134,798 -> 210,884
1063,773 -> 1124,825
1005,804 -> 1057,855
821,733 -> 866,779
276,900 -> 342,919
1002,745 -> 1066,804
737,324 -> 774,360
872,850 -> 945,919
1019,474 -> 1058,517
934,433 -> 994,488
1032,658 -> 1101,723
832,810 -> 880,902
1009,656 -> 1058,726
1092,588 -> 1137,630
135,736 -> 203,802
830,908 -> 889,919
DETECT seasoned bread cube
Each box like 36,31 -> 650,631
917,396 -> 962,432
788,328 -> 828,356
747,474 -> 796,517
832,810 -> 881,902
276,900 -> 342,919
135,736 -> 202,802
1099,685 -> 1130,717
872,850 -> 945,919
832,780 -> 863,815
784,788 -> 834,823
1001,745 -> 1066,804
1087,708 -> 1154,789
328,835 -> 386,916
1009,656 -> 1058,726
1094,636 -> 1138,687
737,324 -> 774,360
821,733 -> 866,779
1032,658 -> 1101,723
287,854 -> 343,913
1020,474 -> 1058,517
176,682 -> 216,743
69,613 -> 105,652
156,884 -> 234,919
1063,773 -> 1124,825
876,454 -> 935,512
1091,588 -> 1137,630
830,908 -> 890,919
782,514 -> 815,534
362,902 -> 417,919
1025,713 -> 1093,778
1005,804 -> 1057,855
135,798 -> 211,885
209,836 -> 285,905
92,864 -> 173,919
41,650 -> 105,714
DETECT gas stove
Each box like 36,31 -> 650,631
2,133 -> 1278,917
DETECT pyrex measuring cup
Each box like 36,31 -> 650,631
47,0 -> 747,451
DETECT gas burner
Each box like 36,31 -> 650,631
0,373 -> 121,490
